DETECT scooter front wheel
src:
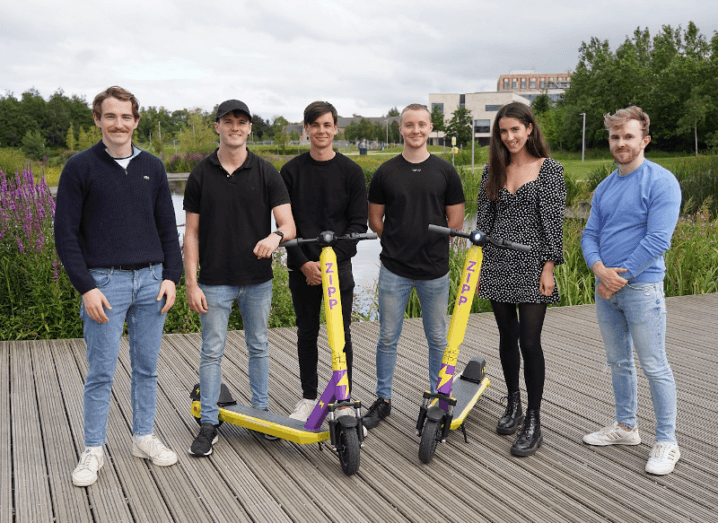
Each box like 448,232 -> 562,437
418,418 -> 442,463
336,426 -> 361,476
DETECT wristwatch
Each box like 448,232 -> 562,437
272,230 -> 284,240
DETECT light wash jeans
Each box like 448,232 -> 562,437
81,265 -> 167,447
595,281 -> 677,442
375,264 -> 449,399
199,281 -> 272,423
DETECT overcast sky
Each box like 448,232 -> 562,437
1,1 -> 716,123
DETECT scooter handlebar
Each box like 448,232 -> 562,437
428,224 -> 530,251
281,231 -> 378,248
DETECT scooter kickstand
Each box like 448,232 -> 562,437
460,423 -> 469,443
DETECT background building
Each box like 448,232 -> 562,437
496,70 -> 572,102
428,92 -> 531,147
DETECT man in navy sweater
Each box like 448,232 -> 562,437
581,106 -> 682,475
55,86 -> 183,487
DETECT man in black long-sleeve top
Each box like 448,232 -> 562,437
55,86 -> 182,487
280,101 -> 368,421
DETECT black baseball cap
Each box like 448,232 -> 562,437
215,100 -> 251,121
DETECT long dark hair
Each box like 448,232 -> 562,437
485,102 -> 548,201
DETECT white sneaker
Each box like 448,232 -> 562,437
132,434 -> 178,466
289,399 -> 317,421
583,421 -> 641,446
72,447 -> 104,487
645,442 -> 680,475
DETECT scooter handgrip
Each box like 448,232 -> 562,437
428,224 -> 453,235
493,238 -> 531,252
281,238 -> 315,248
348,232 -> 378,241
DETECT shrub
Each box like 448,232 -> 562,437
671,156 -> 718,217
0,148 -> 29,175
0,168 -> 81,340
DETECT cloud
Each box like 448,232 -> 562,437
1,0 -> 715,122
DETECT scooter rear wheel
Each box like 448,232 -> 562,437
418,418 -> 442,463
337,426 -> 360,476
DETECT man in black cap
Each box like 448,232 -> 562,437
184,100 -> 295,456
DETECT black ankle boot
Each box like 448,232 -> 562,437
497,391 -> 523,435
511,409 -> 542,457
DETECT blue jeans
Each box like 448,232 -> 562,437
199,281 -> 272,423
81,265 -> 167,447
595,281 -> 677,442
375,264 -> 449,399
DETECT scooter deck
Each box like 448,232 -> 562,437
191,401 -> 330,445
429,375 -> 490,431
449,376 -> 490,430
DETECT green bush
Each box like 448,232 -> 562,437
671,156 -> 718,217
0,148 -> 29,175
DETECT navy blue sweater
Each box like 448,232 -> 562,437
54,141 -> 183,295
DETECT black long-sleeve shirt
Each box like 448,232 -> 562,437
280,152 -> 368,270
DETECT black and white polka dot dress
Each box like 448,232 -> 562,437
475,158 -> 566,304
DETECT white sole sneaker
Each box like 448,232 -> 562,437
72,448 -> 104,487
645,442 -> 680,475
583,422 -> 641,446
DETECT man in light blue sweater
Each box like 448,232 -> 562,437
581,106 -> 681,475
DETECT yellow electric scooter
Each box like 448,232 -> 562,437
190,231 -> 376,475
416,224 -> 530,463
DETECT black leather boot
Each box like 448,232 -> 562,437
496,391 -> 523,435
511,409 -> 542,457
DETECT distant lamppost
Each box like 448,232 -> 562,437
468,116 -> 475,173
580,112 -> 586,163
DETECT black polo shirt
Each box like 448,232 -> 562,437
184,149 -> 290,286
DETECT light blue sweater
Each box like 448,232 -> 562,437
581,159 -> 681,283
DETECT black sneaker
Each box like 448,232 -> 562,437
190,423 -> 218,456
363,398 -> 391,430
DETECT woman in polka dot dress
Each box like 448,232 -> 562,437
475,102 -> 566,457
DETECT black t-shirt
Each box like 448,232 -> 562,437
183,149 -> 290,286
368,153 -> 465,280
280,152 -> 368,271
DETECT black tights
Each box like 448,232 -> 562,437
491,301 -> 547,411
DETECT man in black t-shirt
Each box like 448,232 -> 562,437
364,103 -> 465,430
184,100 -> 296,456
280,101 -> 368,421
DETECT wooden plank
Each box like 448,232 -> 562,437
31,340 -> 93,523
10,341 -> 53,523
63,338 -> 134,523
0,342 -> 11,523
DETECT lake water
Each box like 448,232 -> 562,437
169,188 -> 382,317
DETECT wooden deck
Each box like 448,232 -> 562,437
2,293 -> 717,523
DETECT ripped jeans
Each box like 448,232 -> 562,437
595,281 -> 677,442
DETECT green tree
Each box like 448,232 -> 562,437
77,126 -> 101,151
270,116 -> 290,153
21,130 -> 45,160
387,106 -> 400,117
531,94 -> 552,115
290,130 -> 300,141
176,111 -> 217,154
151,121 -> 164,154
389,121 -> 400,144
430,104 -> 445,145
677,87 -> 712,156
445,107 -> 473,147
65,124 -> 77,151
